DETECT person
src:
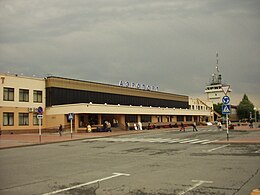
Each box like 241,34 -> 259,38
58,124 -> 62,136
134,123 -> 138,130
192,122 -> 198,132
87,124 -> 92,133
217,121 -> 222,130
126,122 -> 130,130
103,120 -> 108,131
180,122 -> 185,132
138,122 -> 143,130
107,121 -> 112,132
249,119 -> 253,128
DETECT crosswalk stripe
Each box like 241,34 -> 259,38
179,139 -> 199,143
189,139 -> 209,144
167,139 -> 181,143
88,137 -> 216,145
201,140 -> 219,144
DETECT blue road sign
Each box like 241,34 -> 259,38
68,113 -> 74,121
222,105 -> 231,114
37,106 -> 43,114
222,96 -> 230,105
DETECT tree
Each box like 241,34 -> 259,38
213,103 -> 223,120
237,94 -> 254,120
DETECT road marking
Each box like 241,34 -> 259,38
87,138 -> 216,145
254,149 -> 260,153
179,139 -> 199,143
201,139 -> 219,145
178,180 -> 213,195
189,139 -> 209,144
206,144 -> 230,152
167,139 -> 181,143
42,172 -> 130,195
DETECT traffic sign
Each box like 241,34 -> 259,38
37,106 -> 43,114
222,105 -> 231,114
68,113 -> 74,121
222,96 -> 230,105
221,85 -> 230,95
37,114 -> 43,119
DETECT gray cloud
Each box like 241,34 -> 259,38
0,0 -> 259,106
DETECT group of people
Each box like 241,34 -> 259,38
179,122 -> 198,132
133,122 -> 143,130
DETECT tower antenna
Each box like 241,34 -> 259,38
216,51 -> 222,84
216,51 -> 219,73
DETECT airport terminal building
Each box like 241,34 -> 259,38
0,73 -> 213,133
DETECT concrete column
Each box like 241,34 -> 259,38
137,115 -> 141,122
172,116 -> 177,123
74,114 -> 79,132
98,114 -> 102,125
118,115 -> 125,128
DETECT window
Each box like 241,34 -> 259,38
3,87 -> 14,101
3,112 -> 14,126
177,115 -> 184,122
19,113 -> 29,126
141,115 -> 151,122
125,115 -> 138,123
33,113 -> 40,125
34,90 -> 42,103
19,89 -> 29,102
186,116 -> 192,121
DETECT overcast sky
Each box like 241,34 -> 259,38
0,0 -> 259,107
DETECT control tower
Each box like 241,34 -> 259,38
205,52 -> 232,104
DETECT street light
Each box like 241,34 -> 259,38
254,107 -> 257,122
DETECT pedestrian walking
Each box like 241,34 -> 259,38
58,124 -> 62,136
134,123 -> 138,130
192,122 -> 198,132
249,119 -> 253,128
180,122 -> 185,132
217,121 -> 222,130
138,122 -> 143,130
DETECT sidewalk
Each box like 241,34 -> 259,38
0,130 -> 147,149
215,125 -> 260,144
0,126 -> 260,149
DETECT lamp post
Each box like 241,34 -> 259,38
254,107 -> 257,122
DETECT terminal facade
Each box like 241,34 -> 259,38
0,73 -> 213,133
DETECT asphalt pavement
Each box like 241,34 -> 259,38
0,125 -> 259,195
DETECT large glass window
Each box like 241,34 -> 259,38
33,90 -> 42,103
186,116 -> 192,121
125,115 -> 138,123
19,89 -> 29,102
177,115 -> 184,122
19,113 -> 29,126
3,112 -> 14,126
3,87 -> 14,101
141,115 -> 151,122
